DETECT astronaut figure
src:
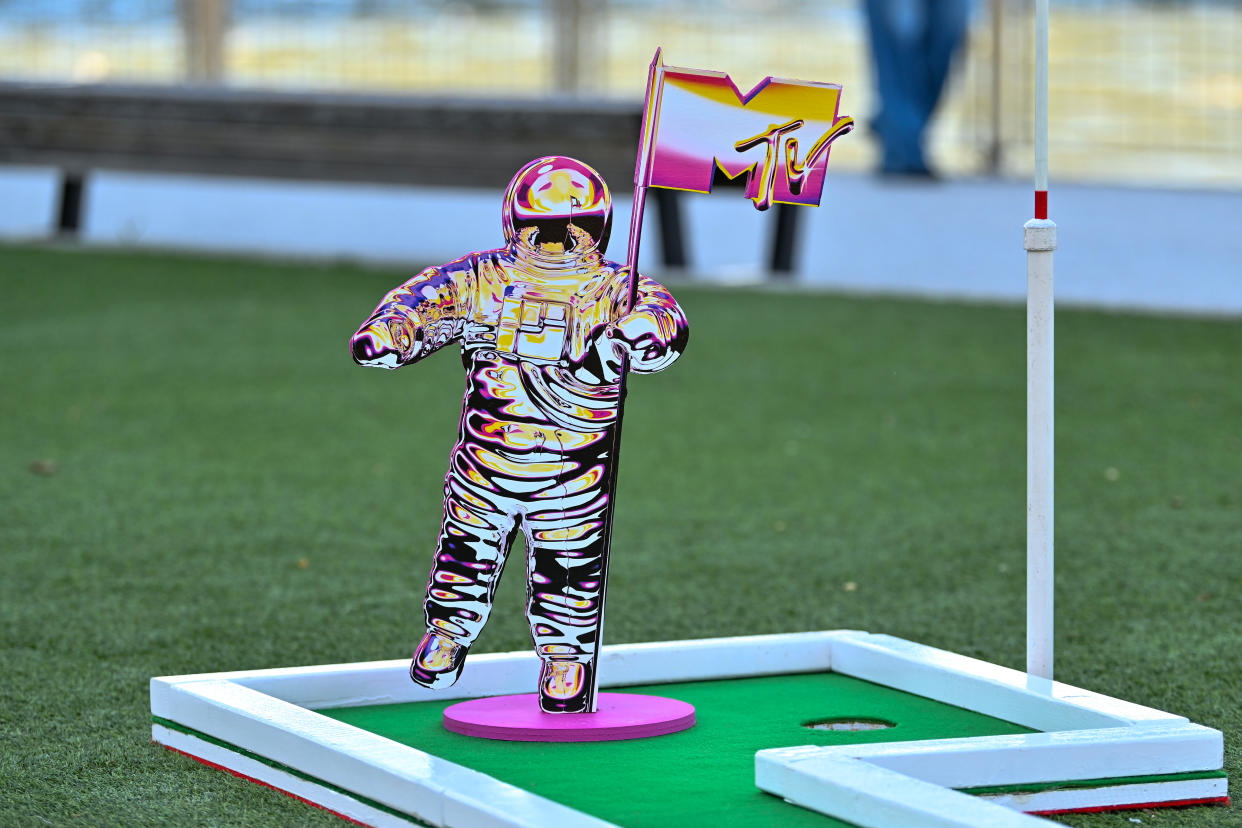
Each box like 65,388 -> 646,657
350,157 -> 688,713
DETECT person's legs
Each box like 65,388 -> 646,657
915,0 -> 971,124
864,0 -> 931,173
522,451 -> 610,713
412,458 -> 520,688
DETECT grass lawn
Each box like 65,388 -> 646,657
0,244 -> 1238,826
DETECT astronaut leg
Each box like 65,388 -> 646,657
413,453 -> 520,689
523,477 -> 610,713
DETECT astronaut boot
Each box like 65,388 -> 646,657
410,631 -> 468,690
538,658 -> 595,713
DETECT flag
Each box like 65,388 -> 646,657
636,51 -> 854,211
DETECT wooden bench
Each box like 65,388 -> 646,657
0,81 -> 808,272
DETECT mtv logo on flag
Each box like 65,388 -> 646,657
639,54 -> 854,211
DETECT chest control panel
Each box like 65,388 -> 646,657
496,294 -> 571,362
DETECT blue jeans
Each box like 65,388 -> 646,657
864,0 -> 970,173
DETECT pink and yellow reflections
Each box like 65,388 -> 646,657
647,65 -> 854,210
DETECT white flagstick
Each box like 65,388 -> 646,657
585,47 -> 665,711
1025,0 -> 1056,680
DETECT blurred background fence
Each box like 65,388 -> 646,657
1,0 -> 1239,190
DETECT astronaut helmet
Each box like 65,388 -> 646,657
502,156 -> 612,260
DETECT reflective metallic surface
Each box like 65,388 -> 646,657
646,58 -> 855,210
409,630 -> 466,689
351,157 -> 688,714
502,156 -> 612,257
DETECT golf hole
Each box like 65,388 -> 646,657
802,717 -> 896,732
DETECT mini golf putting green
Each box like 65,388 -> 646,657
321,672 -> 1035,827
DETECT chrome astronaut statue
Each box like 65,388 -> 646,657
350,157 -> 688,713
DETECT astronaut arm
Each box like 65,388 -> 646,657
350,264 -> 468,369
609,273 -> 689,374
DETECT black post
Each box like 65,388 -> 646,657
769,202 -> 799,275
57,172 -> 86,236
652,187 -> 687,268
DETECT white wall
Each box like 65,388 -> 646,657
2,165 -> 1238,315
0,165 -> 59,239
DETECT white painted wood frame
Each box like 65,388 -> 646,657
150,630 -> 1227,828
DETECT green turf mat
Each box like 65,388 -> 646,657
322,672 -> 1035,827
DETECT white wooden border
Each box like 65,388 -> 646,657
153,678 -> 615,828
150,631 -> 1227,828
756,724 -> 1223,827
756,632 -> 1224,826
827,632 -> 1185,730
154,630 -> 841,711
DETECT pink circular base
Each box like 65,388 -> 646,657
442,692 -> 695,742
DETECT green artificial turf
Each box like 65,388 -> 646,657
322,672 -> 1035,828
1,244 -> 1239,826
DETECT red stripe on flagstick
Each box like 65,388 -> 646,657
159,743 -> 370,826
1031,796 -> 1230,815
1035,190 -> 1048,219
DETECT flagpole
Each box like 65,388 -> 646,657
585,47 -> 665,711
625,47 -> 665,304
1025,0 -> 1056,680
